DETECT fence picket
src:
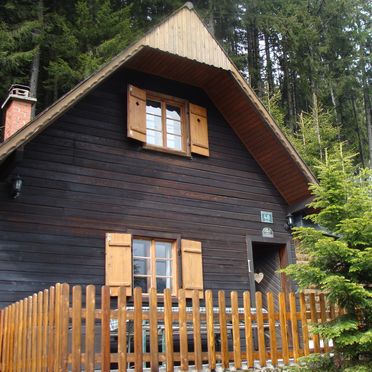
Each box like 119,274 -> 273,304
164,288 -> 174,371
267,292 -> 277,366
243,291 -> 254,368
299,293 -> 310,356
17,301 -> 23,372
309,293 -> 320,353
101,286 -> 111,372
26,297 -> 33,372
149,287 -> 159,371
72,286 -> 82,372
47,286 -> 55,372
0,284 -> 337,371
85,285 -> 96,372
256,292 -> 266,367
3,307 -> 9,372
8,305 -> 14,372
42,290 -> 49,371
13,302 -> 20,372
118,287 -> 127,372
319,293 -> 329,352
134,287 -> 143,372
178,289 -> 188,371
61,284 -> 70,371
12,303 -> 19,372
205,290 -> 216,369
0,309 -> 4,371
31,294 -> 38,372
289,292 -> 300,362
218,290 -> 229,369
231,291 -> 241,369
279,292 -> 289,365
37,292 -> 43,372
21,299 -> 28,372
192,290 -> 202,371
53,284 -> 62,372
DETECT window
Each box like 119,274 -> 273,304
132,238 -> 177,295
146,97 -> 185,152
105,233 -> 204,298
127,84 -> 210,157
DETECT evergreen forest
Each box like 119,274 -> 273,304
0,0 -> 371,169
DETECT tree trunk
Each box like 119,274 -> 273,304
363,87 -> 372,168
281,43 -> 295,131
29,0 -> 43,118
360,48 -> 372,168
351,96 -> 366,167
246,18 -> 261,96
264,32 -> 274,97
311,80 -> 322,160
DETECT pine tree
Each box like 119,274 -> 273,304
284,146 -> 372,371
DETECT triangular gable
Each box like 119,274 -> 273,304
142,5 -> 231,70
0,2 -> 316,206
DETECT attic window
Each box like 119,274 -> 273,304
127,84 -> 210,157
146,96 -> 185,152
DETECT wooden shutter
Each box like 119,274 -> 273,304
127,85 -> 146,142
105,233 -> 132,297
189,103 -> 209,156
181,239 -> 204,298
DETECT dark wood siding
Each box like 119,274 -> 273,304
0,69 -> 292,307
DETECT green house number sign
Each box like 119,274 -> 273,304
260,211 -> 273,224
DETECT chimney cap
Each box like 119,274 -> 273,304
1,84 -> 37,110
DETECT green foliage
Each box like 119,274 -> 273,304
284,146 -> 372,369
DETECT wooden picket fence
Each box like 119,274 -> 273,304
0,283 -> 340,371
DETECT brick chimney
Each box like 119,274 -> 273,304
1,84 -> 37,141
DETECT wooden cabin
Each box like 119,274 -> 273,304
0,3 -> 316,308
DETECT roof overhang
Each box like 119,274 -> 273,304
0,4 -> 316,207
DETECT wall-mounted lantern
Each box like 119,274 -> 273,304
11,175 -> 23,199
285,213 -> 294,231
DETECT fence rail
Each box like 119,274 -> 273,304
0,283 -> 339,371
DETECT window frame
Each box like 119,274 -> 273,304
132,236 -> 179,297
144,90 -> 190,156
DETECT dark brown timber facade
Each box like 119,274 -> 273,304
0,4 -> 312,307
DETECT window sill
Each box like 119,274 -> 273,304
142,144 -> 191,158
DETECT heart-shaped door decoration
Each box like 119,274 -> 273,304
254,272 -> 264,283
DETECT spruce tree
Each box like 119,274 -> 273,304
284,146 -> 372,371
